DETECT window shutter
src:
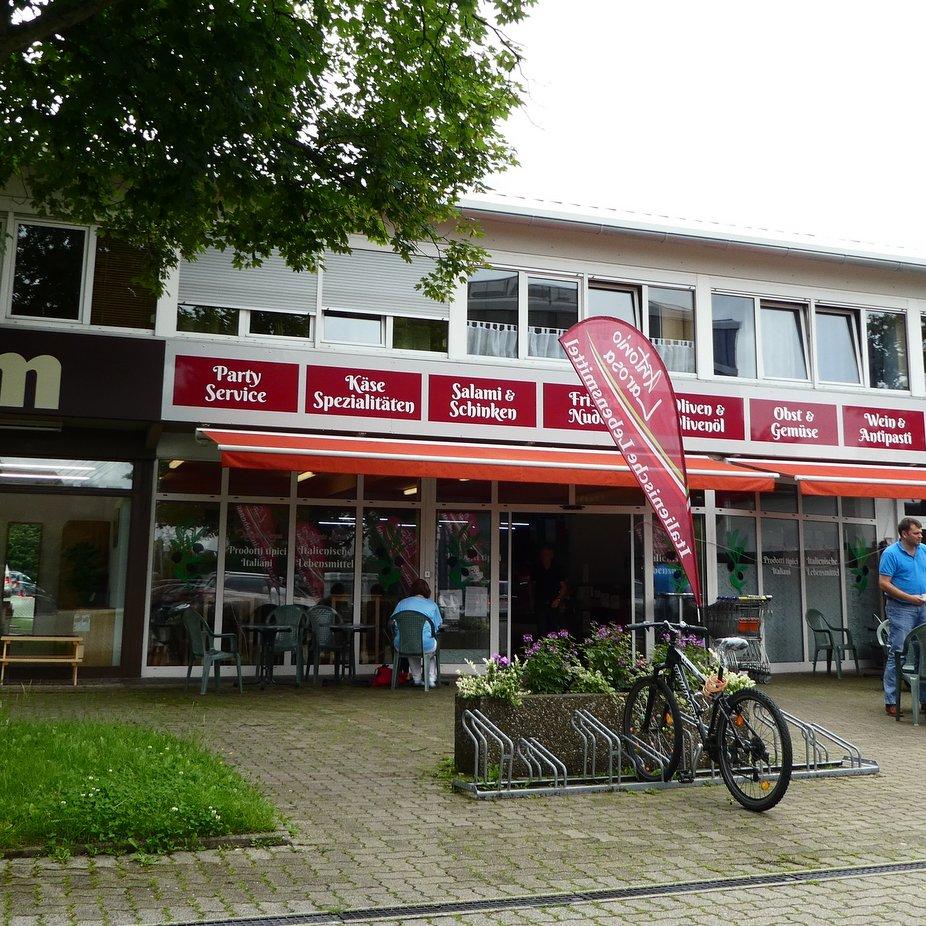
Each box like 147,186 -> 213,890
322,248 -> 448,319
178,248 -> 318,313
90,237 -> 157,329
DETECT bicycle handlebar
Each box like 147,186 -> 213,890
625,620 -> 709,638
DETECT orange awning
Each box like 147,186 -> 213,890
739,459 -> 926,499
200,429 -> 778,492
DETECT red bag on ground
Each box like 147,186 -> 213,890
371,665 -> 392,687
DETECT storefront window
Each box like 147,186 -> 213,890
1,496 -> 130,669
760,484 -> 798,513
574,485 -> 645,506
803,520 -> 842,632
295,507 -> 358,663
842,497 -> 875,519
843,523 -> 879,661
497,482 -> 569,505
715,490 -> 756,511
296,472 -> 357,499
361,510 -> 419,664
652,514 -> 704,625
363,475 -> 420,502
157,460 -> 222,495
436,479 -> 491,503
435,511 -> 491,663
223,503 -> 289,664
148,501 -> 219,666
228,468 -> 291,497
716,515 -> 758,596
803,495 -> 837,516
0,457 -> 132,490
761,518 -> 803,662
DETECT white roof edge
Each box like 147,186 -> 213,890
458,194 -> 926,272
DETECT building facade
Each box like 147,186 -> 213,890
2,193 -> 924,678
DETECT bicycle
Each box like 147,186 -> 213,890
622,620 -> 792,812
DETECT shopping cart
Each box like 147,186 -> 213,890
702,596 -> 773,684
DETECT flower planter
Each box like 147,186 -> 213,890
454,691 -> 626,778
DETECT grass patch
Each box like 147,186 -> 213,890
0,717 -> 277,856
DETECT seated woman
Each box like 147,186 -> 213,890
391,579 -> 442,687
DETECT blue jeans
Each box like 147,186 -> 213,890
883,599 -> 926,705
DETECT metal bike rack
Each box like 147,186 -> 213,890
515,737 -> 568,789
460,708 -> 514,792
454,704 -> 878,799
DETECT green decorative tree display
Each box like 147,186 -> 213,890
723,529 -> 749,594
845,536 -> 873,595
1,0 -> 534,299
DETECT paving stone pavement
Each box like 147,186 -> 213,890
2,673 -> 925,926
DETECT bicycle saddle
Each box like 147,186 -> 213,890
715,636 -> 750,655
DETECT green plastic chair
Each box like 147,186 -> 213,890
876,617 -> 890,663
389,610 -> 440,691
183,608 -> 243,695
306,605 -> 350,684
805,609 -> 860,678
895,624 -> 926,725
267,604 -> 307,687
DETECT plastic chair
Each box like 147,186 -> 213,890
804,609 -> 861,678
389,610 -> 440,691
306,605 -> 350,684
876,617 -> 890,663
267,604 -> 307,687
183,608 -> 243,695
895,624 -> 926,725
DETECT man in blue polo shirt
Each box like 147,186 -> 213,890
878,517 -> 926,717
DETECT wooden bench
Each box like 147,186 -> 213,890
0,635 -> 84,686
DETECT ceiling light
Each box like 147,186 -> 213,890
0,473 -> 91,481
168,460 -> 184,470
458,478 -> 470,482
297,471 -> 316,482
403,485 -> 418,496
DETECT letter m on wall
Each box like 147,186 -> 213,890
0,353 -> 62,410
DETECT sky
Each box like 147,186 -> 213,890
485,0 -> 926,256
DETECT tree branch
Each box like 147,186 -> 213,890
1,0 -> 121,58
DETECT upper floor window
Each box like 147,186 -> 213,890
10,222 -> 86,321
323,310 -> 384,346
467,268 -> 519,359
648,286 -> 695,373
527,277 -> 577,359
712,293 -> 756,378
587,282 -> 640,326
867,310 -> 907,390
815,307 -> 861,384
760,300 -> 809,380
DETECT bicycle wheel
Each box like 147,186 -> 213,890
716,688 -> 792,812
622,676 -> 682,782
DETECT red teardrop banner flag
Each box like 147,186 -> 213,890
559,318 -> 702,606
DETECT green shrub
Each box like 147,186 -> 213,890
580,624 -> 647,690
520,632 -> 581,694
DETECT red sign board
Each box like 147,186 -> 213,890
676,393 -> 745,441
843,405 -> 926,452
306,366 -> 421,420
543,383 -> 607,431
173,355 -> 299,412
544,384 -> 745,441
750,399 -> 838,445
428,374 -> 536,427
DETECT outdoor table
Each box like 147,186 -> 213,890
330,623 -> 375,681
241,623 -> 293,689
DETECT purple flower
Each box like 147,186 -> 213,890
491,654 -> 511,669
522,634 -> 534,644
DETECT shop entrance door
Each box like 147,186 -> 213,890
505,512 -> 634,653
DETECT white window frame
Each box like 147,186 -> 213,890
1,215 -> 95,326
322,308 -> 387,348
757,299 -> 811,383
861,305 -> 909,392
710,291 -> 759,381
585,278 -> 642,328
523,272 -> 581,361
812,304 -> 863,387
388,314 -> 450,356
643,283 -> 697,377
245,307 -> 316,343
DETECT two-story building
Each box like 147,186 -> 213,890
2,191 -> 925,679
